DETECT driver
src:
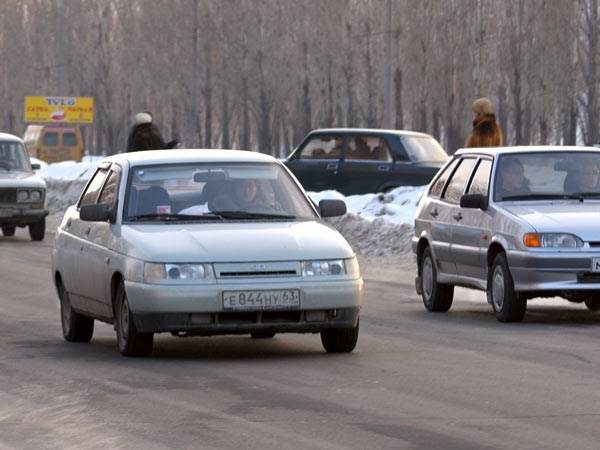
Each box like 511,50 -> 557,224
570,162 -> 600,193
496,157 -> 530,199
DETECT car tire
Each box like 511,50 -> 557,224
115,283 -> 153,357
488,253 -> 526,322
420,247 -> 454,312
29,218 -> 45,241
58,283 -> 94,343
321,320 -> 359,353
584,295 -> 600,311
250,331 -> 276,339
1,225 -> 15,236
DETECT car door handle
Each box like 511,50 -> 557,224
377,165 -> 390,172
326,163 -> 338,171
453,213 -> 463,221
66,219 -> 72,228
430,209 -> 439,218
84,227 -> 91,236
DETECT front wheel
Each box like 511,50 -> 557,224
115,283 -> 153,357
584,295 -> 600,311
420,247 -> 454,312
29,218 -> 45,241
58,283 -> 94,342
1,224 -> 15,236
321,320 -> 359,353
488,253 -> 526,322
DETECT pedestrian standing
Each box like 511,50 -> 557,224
465,97 -> 504,148
126,111 -> 178,152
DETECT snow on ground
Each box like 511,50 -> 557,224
40,158 -> 423,255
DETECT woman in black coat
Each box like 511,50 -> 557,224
126,112 -> 178,152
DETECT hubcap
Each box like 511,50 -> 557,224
119,296 -> 130,347
492,266 -> 505,311
60,289 -> 71,332
422,256 -> 434,301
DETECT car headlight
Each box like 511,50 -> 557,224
523,233 -> 583,248
302,259 -> 349,276
29,190 -> 42,202
144,263 -> 215,283
17,190 -> 29,202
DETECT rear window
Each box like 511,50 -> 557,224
402,136 -> 448,163
43,132 -> 59,146
63,132 -> 77,147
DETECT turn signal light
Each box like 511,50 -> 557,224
523,233 -> 541,247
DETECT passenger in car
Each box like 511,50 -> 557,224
496,157 -> 530,199
566,162 -> 600,194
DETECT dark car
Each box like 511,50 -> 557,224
284,128 -> 449,195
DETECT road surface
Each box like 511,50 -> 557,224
1,225 -> 600,449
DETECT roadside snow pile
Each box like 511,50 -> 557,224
308,186 -> 425,256
39,157 -> 102,213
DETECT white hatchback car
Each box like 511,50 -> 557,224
52,150 -> 363,356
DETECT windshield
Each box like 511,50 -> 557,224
0,141 -> 31,172
124,162 -> 317,222
401,136 -> 448,163
494,151 -> 600,202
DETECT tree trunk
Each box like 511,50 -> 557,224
394,68 -> 403,129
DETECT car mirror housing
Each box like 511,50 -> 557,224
319,199 -> 347,217
80,203 -> 113,222
460,193 -> 488,210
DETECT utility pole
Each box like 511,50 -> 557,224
191,0 -> 199,145
383,0 -> 393,129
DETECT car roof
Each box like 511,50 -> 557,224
455,145 -> 600,157
101,149 -> 279,167
307,128 -> 433,138
0,132 -> 23,143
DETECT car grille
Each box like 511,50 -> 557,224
219,270 -> 297,277
0,188 -> 16,204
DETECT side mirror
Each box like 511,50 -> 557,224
31,163 -> 41,171
460,193 -> 488,210
80,203 -> 113,222
319,199 -> 347,217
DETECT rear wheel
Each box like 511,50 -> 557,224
420,247 -> 454,312
115,283 -> 153,357
321,320 -> 359,353
250,331 -> 276,339
58,283 -> 94,342
29,218 -> 45,241
584,295 -> 600,311
1,225 -> 15,236
488,253 -> 526,322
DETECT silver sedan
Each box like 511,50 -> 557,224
52,149 -> 363,356
413,146 -> 600,322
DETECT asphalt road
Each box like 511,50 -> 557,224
2,225 -> 600,450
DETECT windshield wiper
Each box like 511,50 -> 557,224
570,192 -> 600,201
211,211 -> 296,220
501,193 -> 583,201
128,213 -> 224,222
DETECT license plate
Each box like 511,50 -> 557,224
222,289 -> 300,311
592,258 -> 600,273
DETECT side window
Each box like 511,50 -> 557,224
79,169 -> 108,208
62,132 -> 77,147
429,158 -> 460,198
467,159 -> 492,196
299,135 -> 343,160
43,132 -> 58,146
442,158 -> 477,203
346,136 -> 392,162
98,169 -> 120,207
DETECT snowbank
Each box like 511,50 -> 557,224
40,158 -> 423,255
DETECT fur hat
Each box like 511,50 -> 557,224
472,97 -> 494,116
134,112 -> 153,125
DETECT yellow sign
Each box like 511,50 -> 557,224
24,96 -> 94,124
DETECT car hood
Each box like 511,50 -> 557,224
500,201 -> 600,241
119,220 -> 355,262
0,171 -> 46,188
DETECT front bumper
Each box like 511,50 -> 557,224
0,206 -> 48,225
125,278 -> 364,334
509,250 -> 600,291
